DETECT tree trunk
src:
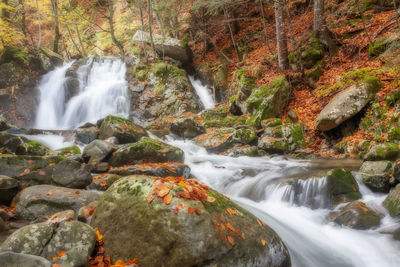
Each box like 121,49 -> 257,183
51,0 -> 61,53
313,0 -> 325,35
35,0 -> 41,48
147,0 -> 157,57
107,0 -> 125,59
274,0 -> 289,70
135,0 -> 148,61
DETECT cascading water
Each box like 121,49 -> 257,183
189,76 -> 215,109
32,58 -> 400,267
35,57 -> 130,130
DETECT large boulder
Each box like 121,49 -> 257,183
82,139 -> 115,163
195,127 -> 257,153
170,116 -> 206,139
383,183 -> 400,217
0,252 -> 51,267
360,161 -> 398,193
326,168 -> 362,206
0,175 -> 19,205
109,137 -> 184,166
258,123 -> 306,154
328,200 -> 381,230
316,78 -> 381,131
91,175 -> 290,266
133,30 -> 193,64
0,221 -> 96,267
246,76 -> 292,127
13,185 -> 100,219
110,162 -> 191,178
99,115 -> 147,144
17,159 -> 93,189
0,155 -> 64,178
364,143 -> 400,161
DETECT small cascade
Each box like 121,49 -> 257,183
189,76 -> 215,109
264,177 -> 329,209
35,57 -> 130,130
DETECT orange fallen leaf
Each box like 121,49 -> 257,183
227,235 -> 235,246
163,194 -> 172,205
52,251 -> 66,260
146,194 -> 154,203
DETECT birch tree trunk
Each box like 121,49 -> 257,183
274,0 -> 289,70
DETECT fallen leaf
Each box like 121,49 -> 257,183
163,194 -> 172,205
146,194 -> 154,203
227,235 -> 235,246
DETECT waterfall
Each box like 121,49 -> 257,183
189,76 -> 215,109
35,57 -> 130,130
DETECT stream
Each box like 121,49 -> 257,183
27,57 -> 400,267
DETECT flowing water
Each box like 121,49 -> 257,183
32,58 -> 400,267
35,57 -> 130,129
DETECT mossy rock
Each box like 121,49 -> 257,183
383,183 -> 400,217
246,76 -> 291,128
109,137 -> 184,167
91,175 -> 290,266
364,143 -> 400,161
330,200 -> 380,230
99,115 -> 148,144
326,168 -> 361,206
56,146 -> 81,155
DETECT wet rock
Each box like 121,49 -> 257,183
0,221 -> 96,267
91,175 -> 291,266
82,139 -> 115,164
109,137 -> 184,167
258,123 -> 306,154
329,200 -> 381,229
110,163 -> 191,178
195,127 -> 257,153
42,221 -> 96,267
133,30 -> 193,64
246,76 -> 292,127
0,175 -> 19,205
74,126 -> 98,144
383,184 -> 400,217
326,168 -> 361,206
88,174 -> 121,191
364,143 -> 400,161
0,155 -> 64,178
170,116 -> 206,139
0,252 -> 51,267
360,161 -> 398,193
316,79 -> 381,131
13,185 -> 100,219
99,115 -> 147,144
17,159 -> 92,189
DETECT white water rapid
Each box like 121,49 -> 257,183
189,76 -> 215,109
35,57 -> 129,129
32,58 -> 400,267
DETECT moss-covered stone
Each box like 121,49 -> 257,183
57,146 -> 81,156
99,115 -> 148,144
383,183 -> 400,217
109,137 -> 184,166
246,76 -> 291,128
327,168 -> 362,206
91,175 -> 290,266
364,142 -> 400,161
330,200 -> 380,230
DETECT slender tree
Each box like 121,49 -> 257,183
274,0 -> 289,70
313,0 -> 325,36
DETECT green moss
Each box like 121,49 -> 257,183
58,146 -> 81,155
